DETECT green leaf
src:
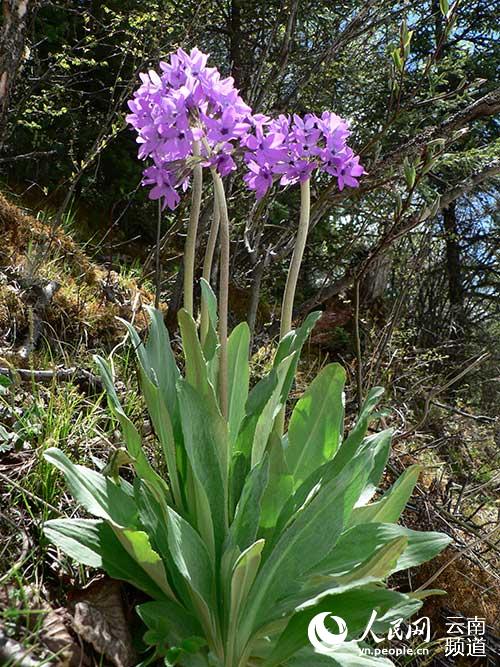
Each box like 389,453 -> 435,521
235,354 -> 295,463
259,431 -> 294,531
112,527 -> 176,600
166,507 -> 216,639
439,0 -> 449,16
227,540 -> 265,662
331,386 -> 384,473
200,278 -> 218,362
133,478 -> 191,607
286,364 -> 346,488
228,455 -> 269,553
142,306 -> 180,410
137,600 -> 202,645
251,354 -> 296,467
356,429 -> 393,506
273,311 -> 322,404
349,465 -> 422,527
177,380 -> 228,554
178,309 -> 216,401
227,322 -> 250,446
314,523 -> 451,577
332,536 -> 408,584
136,365 -> 182,508
240,446 -> 374,641
44,519 -> 169,600
94,355 -> 166,494
43,447 -> 136,526
266,587 -> 421,666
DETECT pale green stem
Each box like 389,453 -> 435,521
183,140 -> 203,316
154,200 -> 162,309
280,177 -> 311,338
277,178 -> 311,434
211,170 -> 230,420
200,196 -> 220,346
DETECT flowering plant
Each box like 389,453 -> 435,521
44,48 -> 449,667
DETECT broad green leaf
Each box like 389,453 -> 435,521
314,523 -> 451,578
229,452 -> 249,520
235,354 -> 295,464
259,431 -> 293,531
137,600 -> 202,647
240,446 -> 374,642
286,363 -> 346,487
43,447 -> 136,526
133,478 -> 192,607
265,587 -> 421,666
136,365 -> 182,508
330,536 -> 408,585
355,429 -> 393,507
178,309 -> 215,402
227,540 -> 265,663
349,465 -> 422,527
228,454 -> 269,552
270,429 -> 380,553
273,311 -> 322,404
251,354 -> 296,467
200,278 -> 218,362
331,386 -> 384,473
177,380 -> 228,553
120,308 -> 183,450
44,519 -> 169,600
143,306 -> 180,407
227,322 -> 250,446
94,355 -> 166,494
112,527 -> 176,600
166,507 -> 216,640
242,312 -> 321,432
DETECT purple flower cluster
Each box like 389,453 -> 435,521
243,112 -> 365,199
127,47 -> 365,208
126,48 -> 252,209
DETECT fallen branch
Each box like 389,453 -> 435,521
0,366 -> 102,392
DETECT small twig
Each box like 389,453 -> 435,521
431,400 -> 496,423
0,472 -> 60,515
397,352 -> 490,439
415,525 -> 499,592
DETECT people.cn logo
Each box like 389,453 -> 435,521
308,613 -> 348,654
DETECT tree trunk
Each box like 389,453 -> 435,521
229,0 -> 246,93
442,202 -> 465,333
0,0 -> 39,145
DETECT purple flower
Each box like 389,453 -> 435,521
127,47 -> 255,209
242,110 -> 365,197
243,155 -> 274,199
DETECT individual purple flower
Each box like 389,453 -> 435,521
243,155 -> 274,199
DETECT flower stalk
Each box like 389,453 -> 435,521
154,200 -> 162,308
183,140 -> 203,316
211,170 -> 230,419
280,177 -> 311,339
200,196 -> 220,345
